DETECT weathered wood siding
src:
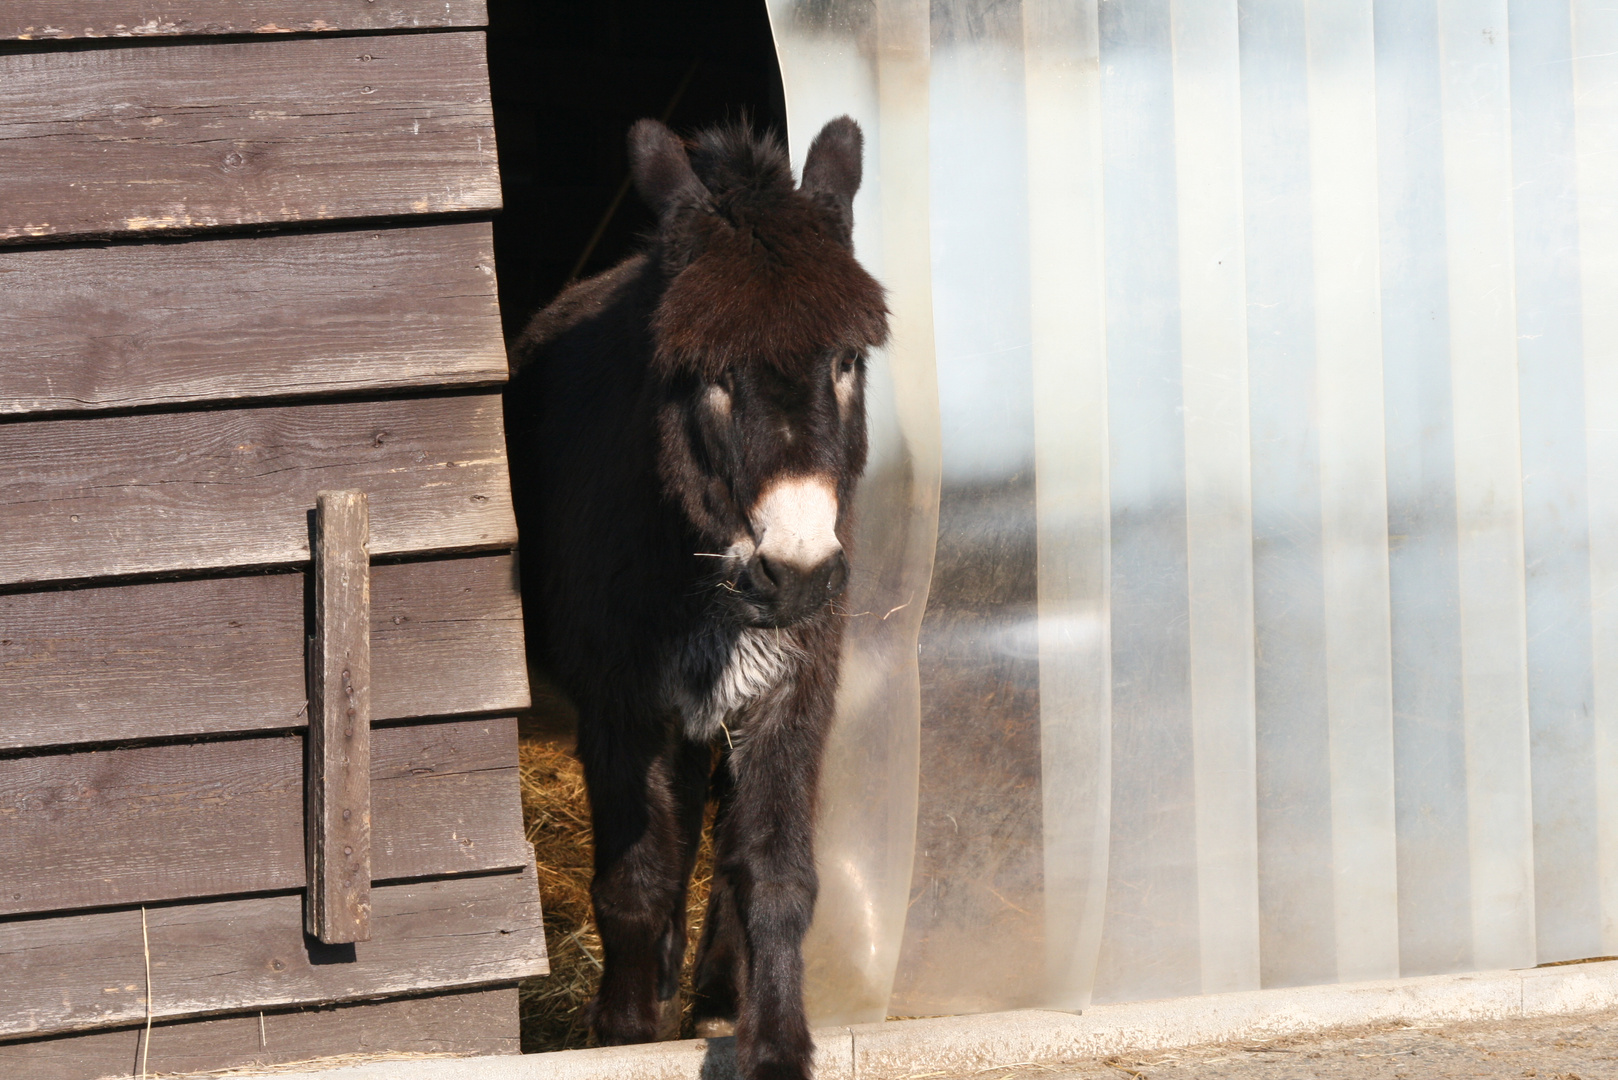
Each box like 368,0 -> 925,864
0,555 -> 528,749
3,2 -> 490,40
0,4 -> 543,1072
0,393 -> 516,588
4,988 -> 519,1080
0,718 -> 530,917
0,867 -> 546,1038
0,33 -> 500,242
0,223 -> 507,416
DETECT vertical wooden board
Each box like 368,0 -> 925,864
2,3 -> 490,40
0,719 -> 530,918
0,32 -> 500,242
0,393 -> 517,588
0,555 -> 528,750
307,491 -> 373,943
0,223 -> 508,416
0,987 -> 520,1080
0,867 -> 548,1038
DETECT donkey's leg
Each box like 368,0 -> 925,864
721,685 -> 833,1080
579,721 -> 688,1046
652,738 -> 712,1038
691,754 -> 747,1034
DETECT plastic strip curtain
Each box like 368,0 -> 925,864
768,0 -> 1618,1022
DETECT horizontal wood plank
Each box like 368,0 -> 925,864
0,393 -> 516,588
0,554 -> 529,750
0,866 -> 548,1039
0,987 -> 519,1080
0,717 -> 530,917
2,3 -> 489,40
0,223 -> 508,416
370,555 -> 532,726
0,32 -> 499,242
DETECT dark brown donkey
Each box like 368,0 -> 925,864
504,117 -> 886,1079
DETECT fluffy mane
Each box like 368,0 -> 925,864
649,122 -> 888,381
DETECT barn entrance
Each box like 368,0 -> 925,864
484,0 -> 788,338
481,0 -> 789,1050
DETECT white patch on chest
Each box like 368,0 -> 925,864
670,628 -> 796,743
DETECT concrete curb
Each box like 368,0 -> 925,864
237,960 -> 1618,1080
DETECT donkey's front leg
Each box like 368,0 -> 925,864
720,682 -> 833,1080
579,724 -> 687,1046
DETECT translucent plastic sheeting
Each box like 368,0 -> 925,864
769,0 -> 1112,1021
769,0 -> 1618,1022
764,0 -> 942,1026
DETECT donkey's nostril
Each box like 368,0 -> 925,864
824,550 -> 849,598
754,554 -> 785,594
741,550 -> 847,624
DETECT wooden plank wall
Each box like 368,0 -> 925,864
2,3 -> 489,40
0,718 -> 530,917
0,224 -> 507,415
0,554 -> 528,748
7,988 -> 520,1080
0,868 -> 547,1038
0,394 -> 516,588
1,33 -> 500,242
0,3 -> 546,1072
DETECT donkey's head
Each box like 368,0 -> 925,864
631,117 -> 888,628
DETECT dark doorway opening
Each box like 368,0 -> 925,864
483,2 -> 788,1052
485,0 -> 788,340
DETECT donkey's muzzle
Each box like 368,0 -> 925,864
745,549 -> 848,625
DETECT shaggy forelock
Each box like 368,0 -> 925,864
651,124 -> 889,381
687,123 -> 795,200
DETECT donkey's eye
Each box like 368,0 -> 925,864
703,378 -> 732,416
836,351 -> 860,377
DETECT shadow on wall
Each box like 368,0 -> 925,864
486,0 -> 788,341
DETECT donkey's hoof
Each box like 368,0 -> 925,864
656,992 -> 685,1041
694,1017 -> 737,1038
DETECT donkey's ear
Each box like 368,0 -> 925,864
629,119 -> 706,217
800,116 -> 862,245
801,116 -> 863,202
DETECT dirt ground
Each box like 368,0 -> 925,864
923,1008 -> 1618,1080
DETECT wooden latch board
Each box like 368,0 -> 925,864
306,490 -> 372,943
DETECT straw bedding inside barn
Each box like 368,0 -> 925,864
517,686 -> 715,1052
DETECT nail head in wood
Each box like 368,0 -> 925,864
306,490 -> 372,943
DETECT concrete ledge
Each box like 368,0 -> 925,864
232,960 -> 1618,1080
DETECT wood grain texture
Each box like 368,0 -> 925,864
369,554 -> 531,725
0,717 -> 530,917
0,865 -> 547,1039
0,223 -> 507,416
0,393 -> 516,589
0,32 -> 500,243
307,491 -> 373,943
1,557 -> 527,746
0,987 -> 519,1080
0,555 -> 529,750
2,2 -> 489,40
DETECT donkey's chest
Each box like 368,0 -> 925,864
666,628 -> 794,743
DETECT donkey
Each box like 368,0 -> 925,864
504,117 -> 886,1080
